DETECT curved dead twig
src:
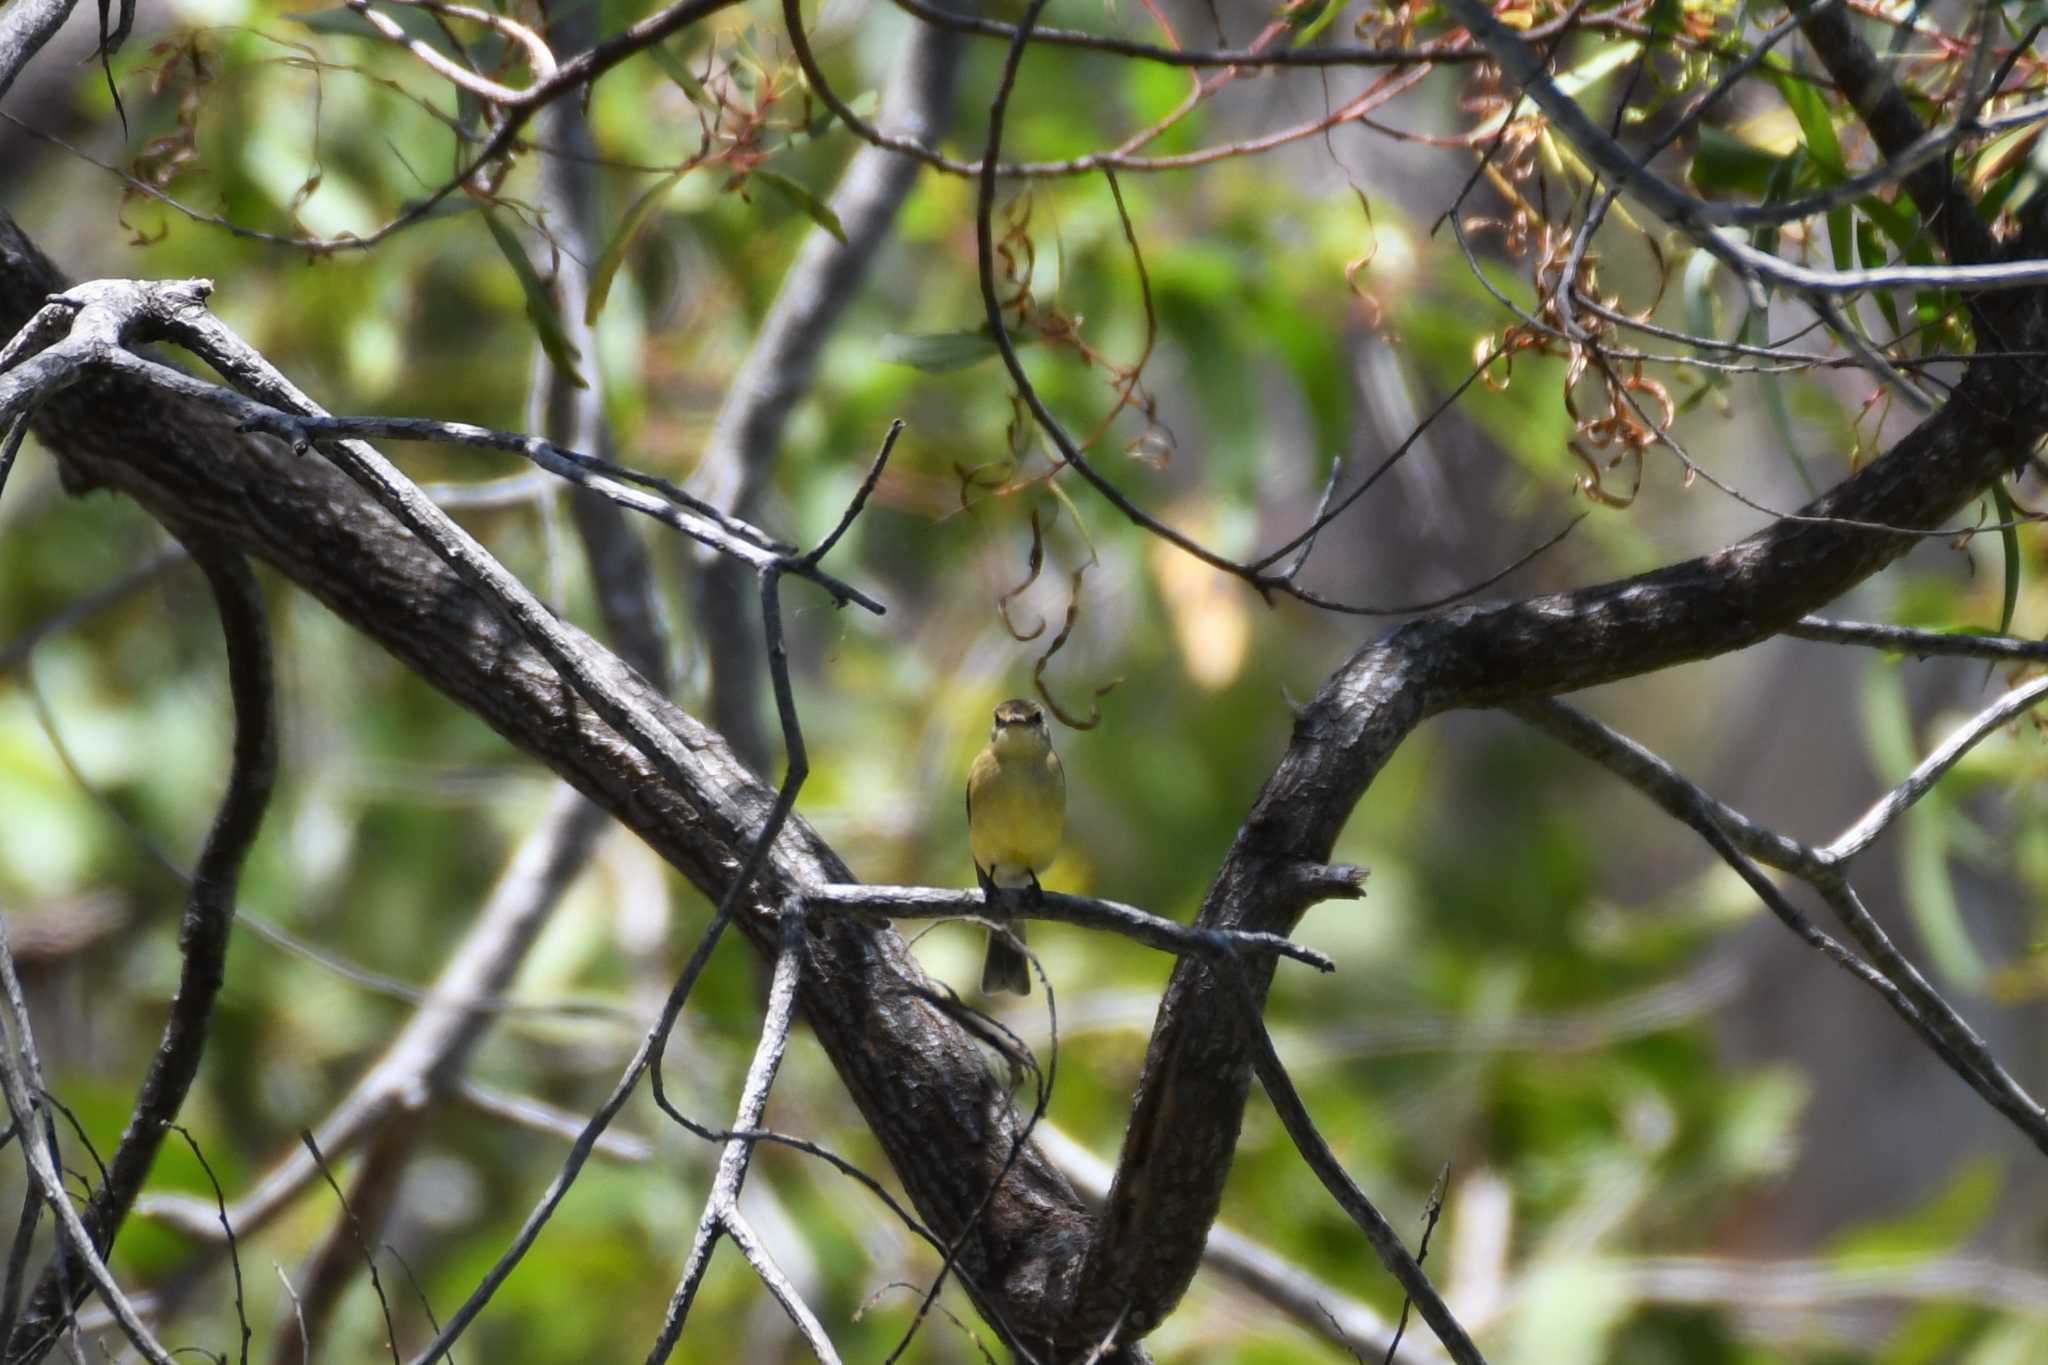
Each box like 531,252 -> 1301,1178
285,1130 -> 404,1365
960,0 -> 1574,625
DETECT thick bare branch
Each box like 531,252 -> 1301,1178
0,0 -> 77,103
0,212 -> 1090,1356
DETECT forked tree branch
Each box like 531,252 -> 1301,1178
1069,134 -> 2048,1365
7,0 -> 2048,1349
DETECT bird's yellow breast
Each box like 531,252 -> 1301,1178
967,747 -> 1065,882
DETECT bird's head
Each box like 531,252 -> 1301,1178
989,697 -> 1052,756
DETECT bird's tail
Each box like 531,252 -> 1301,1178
981,923 -> 1031,995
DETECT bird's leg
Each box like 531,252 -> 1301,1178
976,863 -> 997,906
1026,869 -> 1045,909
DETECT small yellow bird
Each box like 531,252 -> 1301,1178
965,698 -> 1066,995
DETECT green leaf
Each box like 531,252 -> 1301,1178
586,168 -> 690,326
1747,306 -> 1818,495
1860,192 -> 1934,264
648,43 -> 711,104
1830,1158 -> 1999,1262
1680,249 -> 1722,367
1827,204 -> 1852,274
2008,131 -> 2048,215
878,328 -> 1003,373
1292,0 -> 1346,47
480,207 -> 587,389
1991,480 -> 2021,639
1691,126 -> 1786,197
751,169 -> 846,243
1772,69 -> 1844,178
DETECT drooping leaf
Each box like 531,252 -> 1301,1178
480,206 -> 587,388
1772,69 -> 1844,178
1991,480 -> 2021,639
878,329 -> 1003,373
648,42 -> 711,104
751,169 -> 846,243
587,168 -> 690,326
1855,218 -> 1903,338
1691,126 -> 1787,198
1680,248 -> 1720,353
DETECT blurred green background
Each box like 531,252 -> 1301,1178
2,0 -> 2046,1359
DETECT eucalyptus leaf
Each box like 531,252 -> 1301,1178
878,329 -> 1003,372
481,207 -> 587,389
586,169 -> 691,326
752,170 -> 846,243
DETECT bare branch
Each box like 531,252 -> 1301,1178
162,1124 -> 250,1365
451,1083 -> 652,1163
0,919 -> 176,1365
645,908 -> 819,1364
12,544 -> 276,1363
0,0 -> 78,102
1034,1124 -> 1433,1365
2,211 -> 1092,1355
1233,971 -> 1485,1365
1510,698 -> 2048,1154
722,1211 -> 839,1365
284,1130 -> 403,1365
1439,0 -> 2030,296
808,884 -> 1341,973
1081,237 -> 2048,1332
1828,675 -> 2048,860
1790,616 -> 2048,662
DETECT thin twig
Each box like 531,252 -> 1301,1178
0,920 -> 176,1365
163,1125 -> 250,1365
12,545 -> 277,1364
1828,676 -> 2048,860
1791,616 -> 2048,662
1380,1164 -> 1449,1365
1225,965 -> 1487,1365
644,910 -> 828,1364
1511,699 -> 2048,1155
296,1131 -> 401,1365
